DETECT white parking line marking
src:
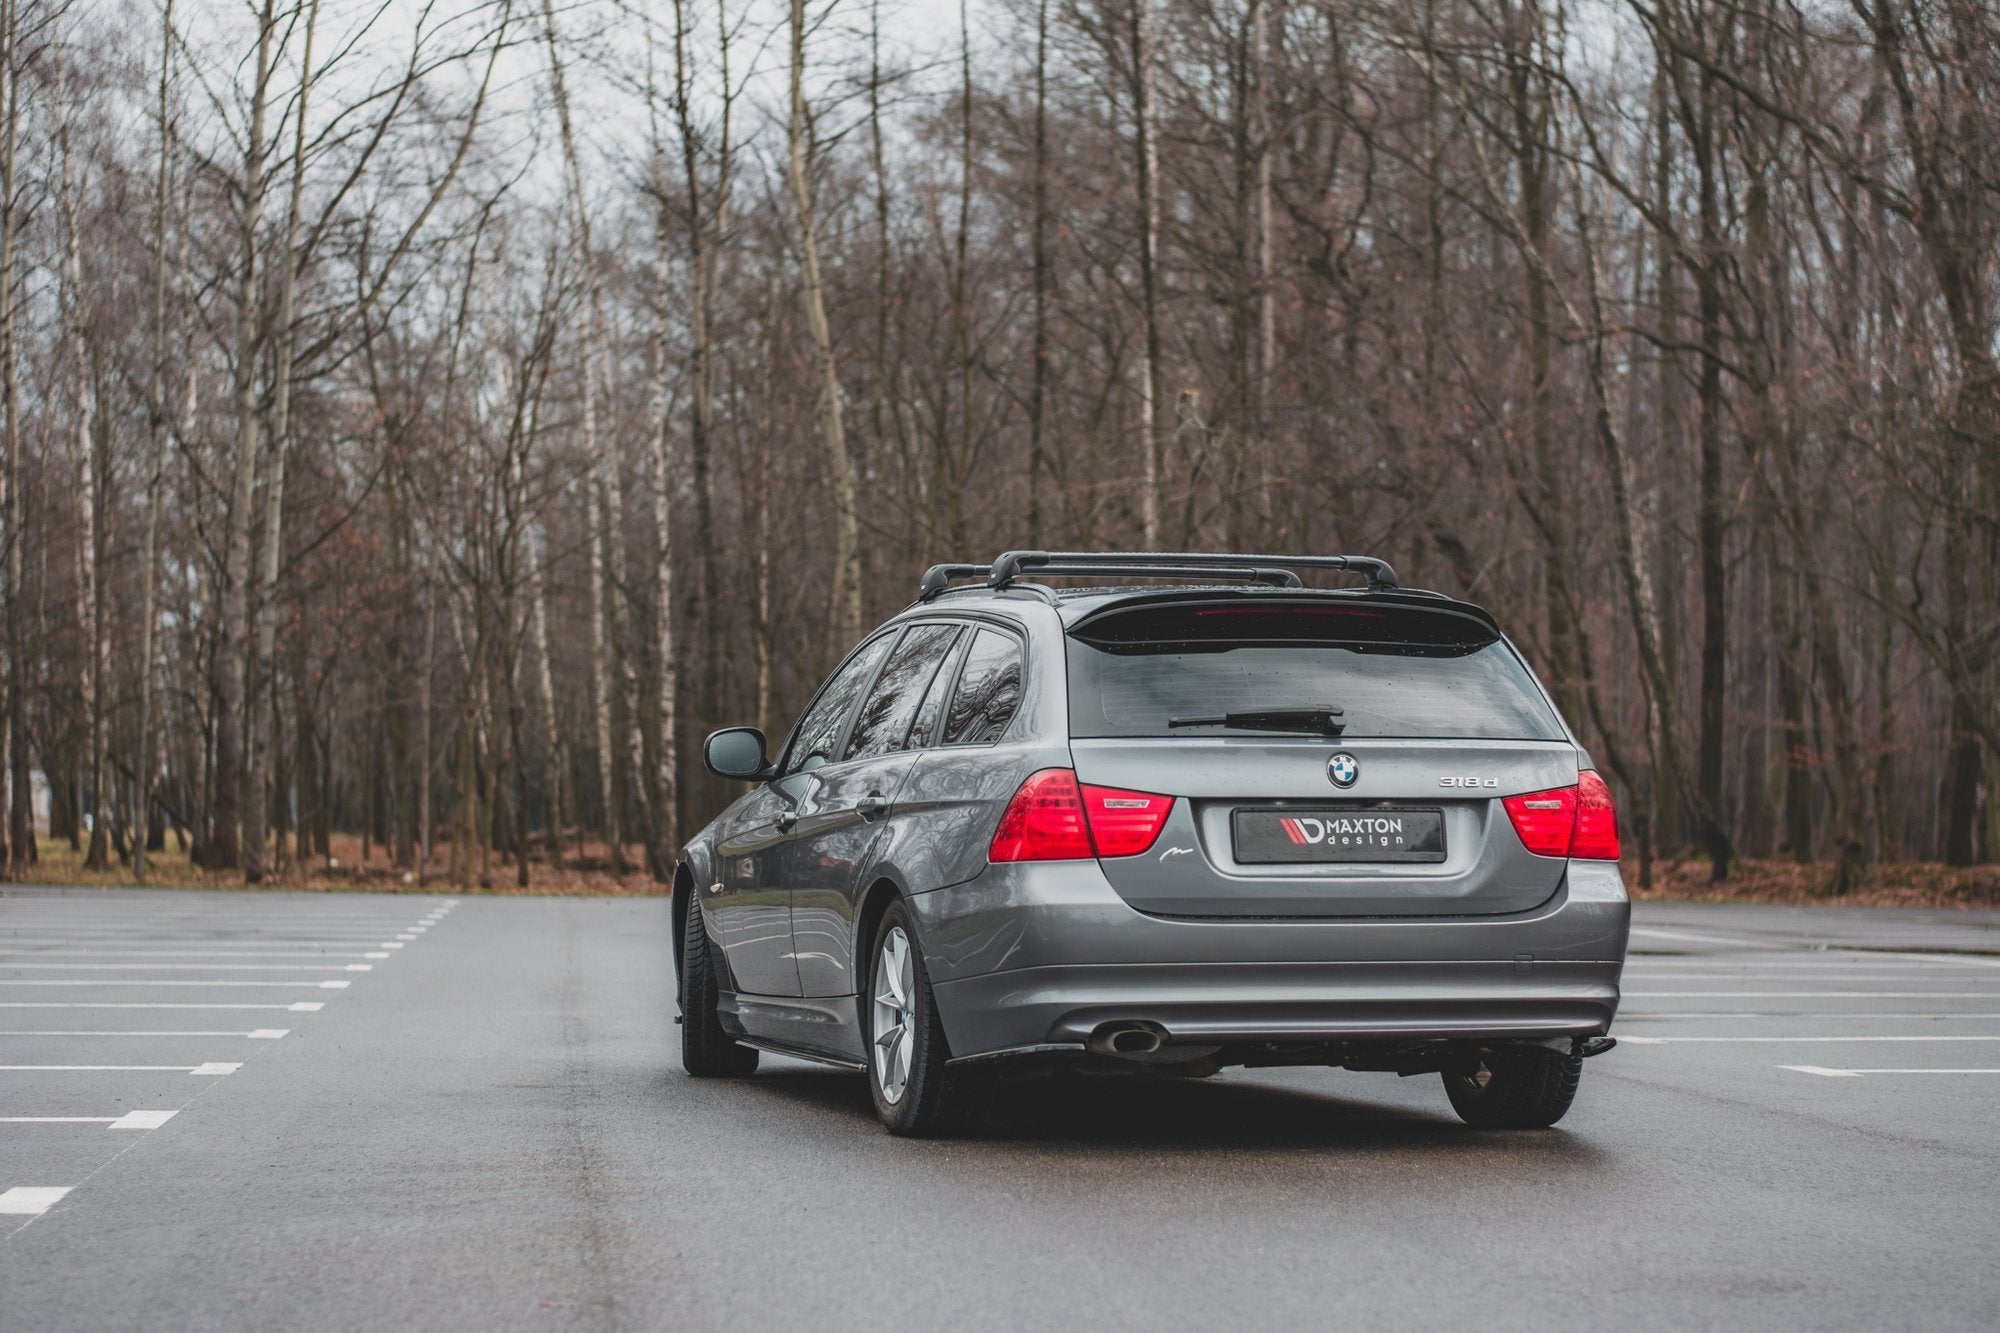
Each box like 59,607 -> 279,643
1,1115 -> 156,1128
0,1063 -> 241,1074
1627,1012 -> 2000,1019
1625,992 -> 2000,999
1625,973 -> 1978,981
396,935 -> 416,941
1781,1066 -> 2000,1077
109,1110 -> 178,1129
1629,927 -> 1769,947
0,1187 -> 72,1215
0,944 -> 394,956
0,1002 -> 322,1011
0,912 -> 436,924
1628,957 -> 1989,966
1841,951 -> 2000,969
0,923 -> 427,930
2,963 -> 367,972
0,981 -> 347,989
0,1030 -> 288,1038
364,952 -> 389,959
0,912 -> 426,924
1626,956 -> 1982,965
380,943 -> 404,949
1621,1035 -> 2000,1044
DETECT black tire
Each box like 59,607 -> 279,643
681,889 -> 759,1078
1442,1045 -> 1581,1128
866,902 -> 973,1137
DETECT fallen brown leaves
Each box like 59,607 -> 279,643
19,836 -> 1999,906
1631,857 -> 2000,909
20,834 -> 668,897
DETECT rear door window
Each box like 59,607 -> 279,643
943,629 -> 1025,745
845,623 -> 961,761
1065,601 -> 1563,741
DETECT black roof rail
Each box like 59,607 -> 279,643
986,550 -> 1399,591
915,563 -> 991,601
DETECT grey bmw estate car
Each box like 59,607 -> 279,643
675,551 -> 1627,1136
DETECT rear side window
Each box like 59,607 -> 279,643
845,624 -> 961,760
1065,601 -> 1563,741
905,631 -> 970,750
943,629 -> 1025,745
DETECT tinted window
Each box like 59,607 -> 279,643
943,629 -> 1025,745
845,624 -> 960,760
905,630 -> 970,750
1065,602 -> 1563,741
782,635 -> 893,776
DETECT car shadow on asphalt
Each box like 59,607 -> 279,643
719,1064 -> 1607,1160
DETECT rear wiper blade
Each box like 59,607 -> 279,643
1167,707 -> 1346,736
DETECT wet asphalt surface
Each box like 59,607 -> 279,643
2,888 -> 1997,1331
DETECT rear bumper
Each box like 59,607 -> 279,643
911,859 -> 1629,1060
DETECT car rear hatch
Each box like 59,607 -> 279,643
1063,594 -> 1579,918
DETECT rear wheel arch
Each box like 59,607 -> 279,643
853,879 -> 905,1006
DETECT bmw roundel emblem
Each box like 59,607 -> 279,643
1328,753 -> 1360,787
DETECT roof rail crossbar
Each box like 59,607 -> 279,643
987,550 -> 1398,591
1012,561 -> 1300,588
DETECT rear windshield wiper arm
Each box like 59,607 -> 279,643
1167,707 -> 1346,736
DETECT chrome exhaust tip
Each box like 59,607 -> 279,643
1087,1022 -> 1167,1058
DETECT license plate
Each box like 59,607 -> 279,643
1232,807 -> 1446,864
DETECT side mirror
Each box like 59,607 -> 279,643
704,727 -> 770,781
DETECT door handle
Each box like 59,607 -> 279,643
856,793 -> 891,821
775,811 -> 798,834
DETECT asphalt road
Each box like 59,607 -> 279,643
2,888 -> 1998,1332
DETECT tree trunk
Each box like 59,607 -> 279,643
587,479 -> 621,872
245,0 -> 319,884
1,0 -> 24,879
134,0 -> 177,881
211,0 -> 279,873
1027,0 -> 1051,546
1129,0 -> 1164,546
1691,67 -> 1733,880
669,0 -> 727,761
417,584 -> 436,883
55,62 -> 110,872
788,0 -> 862,648
529,528 -> 563,869
1250,0 -> 1274,538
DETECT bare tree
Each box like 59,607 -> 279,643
788,0 -> 862,648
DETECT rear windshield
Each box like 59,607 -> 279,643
1065,602 -> 1565,741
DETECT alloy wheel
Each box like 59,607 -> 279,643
872,926 -> 917,1104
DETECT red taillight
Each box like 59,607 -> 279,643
988,770 -> 1176,862
1080,784 -> 1174,857
1502,771 -> 1621,861
1503,786 -> 1578,857
1571,769 -> 1621,860
989,769 -> 1094,862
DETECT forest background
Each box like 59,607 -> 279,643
0,0 -> 1994,900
